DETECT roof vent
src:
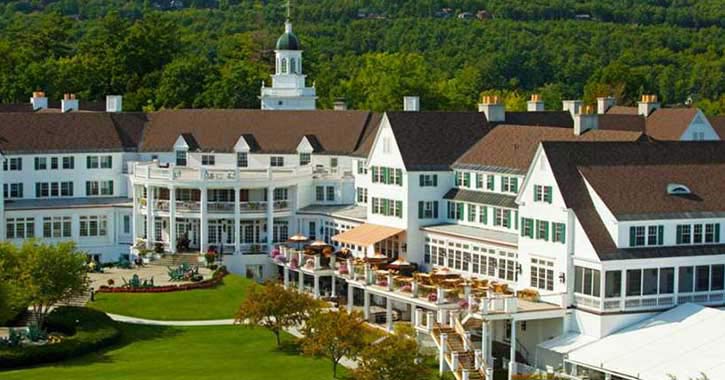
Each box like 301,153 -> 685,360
667,183 -> 691,195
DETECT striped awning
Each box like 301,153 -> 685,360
332,223 -> 404,246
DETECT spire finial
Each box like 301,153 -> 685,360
286,0 -> 291,20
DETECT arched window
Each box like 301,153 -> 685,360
290,58 -> 296,74
281,58 -> 287,74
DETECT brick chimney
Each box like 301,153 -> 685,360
574,105 -> 598,136
527,94 -> 545,112
638,94 -> 660,117
478,95 -> 505,122
597,96 -> 615,114
403,96 -> 420,112
30,91 -> 48,111
562,100 -> 582,119
61,93 -> 79,113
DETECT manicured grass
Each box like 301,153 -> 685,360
0,324 -> 345,380
90,274 -> 254,320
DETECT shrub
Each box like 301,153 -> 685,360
0,307 -> 121,369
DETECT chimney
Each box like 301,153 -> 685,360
478,95 -> 505,122
30,91 -> 48,111
403,96 -> 420,112
574,105 -> 598,136
333,99 -> 348,111
562,100 -> 582,119
527,93 -> 545,112
597,96 -> 615,114
638,94 -> 660,117
61,93 -> 79,113
106,95 -> 123,112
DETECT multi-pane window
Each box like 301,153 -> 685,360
34,157 -> 47,170
176,150 -> 187,166
574,266 -> 601,297
447,201 -> 464,221
357,160 -> 367,175
315,186 -> 324,202
62,156 -> 74,169
356,188 -> 368,204
419,174 -> 438,187
629,225 -> 663,247
43,216 -> 72,238
123,215 -> 131,234
86,181 -> 113,196
552,222 -> 566,244
6,217 -> 34,239
80,215 -> 107,237
678,265 -> 725,293
35,182 -> 73,198
478,206 -> 487,224
325,186 -> 335,201
676,223 -> 720,245
371,167 -> 402,186
3,183 -> 24,199
521,218 -> 534,238
493,208 -> 512,228
372,198 -> 403,218
676,224 -> 692,244
236,152 -> 248,168
86,155 -> 112,169
299,153 -> 311,166
4,157 -> 22,171
533,185 -> 553,203
501,176 -> 518,193
531,258 -> 555,291
201,155 -> 215,166
330,158 -> 338,168
273,188 -> 288,201
486,175 -> 495,191
605,271 -> 622,298
468,204 -> 477,222
270,156 -> 284,167
418,201 -> 438,219
536,220 -> 550,241
50,157 -> 58,169
475,173 -> 484,189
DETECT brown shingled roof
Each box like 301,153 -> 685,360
606,105 -> 638,115
711,116 -> 725,139
453,125 -> 643,173
544,141 -> 725,260
597,114 -> 645,132
0,112 -> 130,154
139,109 -> 378,155
502,111 -> 573,128
644,108 -> 699,140
385,112 -> 491,171
0,104 -> 34,113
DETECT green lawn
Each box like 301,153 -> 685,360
90,274 -> 255,320
0,324 -> 344,380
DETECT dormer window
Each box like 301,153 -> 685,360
667,183 -> 691,195
271,156 -> 284,167
202,155 -> 215,166
176,150 -> 187,166
237,152 -> 248,168
299,153 -> 310,166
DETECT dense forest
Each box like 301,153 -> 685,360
0,0 -> 723,114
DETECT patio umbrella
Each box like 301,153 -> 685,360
309,240 -> 328,247
288,233 -> 309,250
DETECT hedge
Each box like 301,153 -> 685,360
96,266 -> 228,293
0,307 -> 121,369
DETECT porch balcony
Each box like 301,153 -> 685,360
272,246 -> 335,273
138,199 -> 291,214
130,161 -> 313,186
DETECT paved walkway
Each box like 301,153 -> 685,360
107,313 -> 359,369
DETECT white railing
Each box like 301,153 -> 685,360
132,162 -> 314,183
479,295 -> 518,314
574,293 -> 602,310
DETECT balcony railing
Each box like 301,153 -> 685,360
131,162 -> 314,183
138,200 -> 290,214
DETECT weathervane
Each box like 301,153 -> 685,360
286,0 -> 291,20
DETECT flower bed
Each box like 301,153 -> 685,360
97,267 -> 228,294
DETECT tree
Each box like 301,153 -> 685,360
302,310 -> 366,379
355,325 -> 431,380
0,243 -> 26,325
18,240 -> 90,329
235,282 -> 318,347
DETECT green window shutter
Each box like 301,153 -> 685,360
397,169 -> 403,186
535,220 -> 540,238
716,223 -> 721,243
545,186 -> 553,203
514,211 -> 519,229
676,225 -> 682,244
561,223 -> 566,244
658,225 -> 664,245
418,201 -> 424,219
544,222 -> 549,241
533,185 -> 539,201
511,178 -> 519,193
419,175 -> 424,187
458,203 -> 464,220
487,175 -> 494,190
371,167 -> 376,183
505,210 -> 511,227
109,181 -> 114,195
447,202 -> 452,219
433,175 -> 438,186
464,173 -> 470,187
630,226 -> 637,246
521,222 -> 526,237
433,201 -> 439,218
396,201 -> 402,218
455,172 -> 460,186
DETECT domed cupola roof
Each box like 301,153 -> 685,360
276,21 -> 301,50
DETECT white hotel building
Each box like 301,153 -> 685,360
1,19 -> 725,380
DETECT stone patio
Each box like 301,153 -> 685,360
89,266 -> 214,290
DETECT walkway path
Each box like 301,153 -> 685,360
107,313 -> 359,369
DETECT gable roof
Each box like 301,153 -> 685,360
543,140 -> 725,260
606,105 -> 638,115
0,112 -> 133,154
596,113 -> 645,132
453,125 -> 643,173
708,115 -> 725,139
139,109 -> 378,155
645,107 -> 699,140
502,111 -> 573,128
0,103 -> 34,113
385,111 -> 491,171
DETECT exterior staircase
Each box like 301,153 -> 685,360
432,320 -> 488,380
150,253 -> 202,267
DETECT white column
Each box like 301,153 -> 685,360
234,187 -> 241,254
481,321 -> 489,367
169,187 -> 176,253
386,297 -> 393,332
363,290 -> 370,320
509,320 -> 517,380
266,186 -> 274,253
439,333 -> 448,375
283,265 -> 290,288
347,284 -> 354,313
331,275 -> 337,298
200,187 -> 208,253
298,269 -> 304,292
146,185 -> 154,249
130,184 -> 137,243
313,275 -> 320,299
